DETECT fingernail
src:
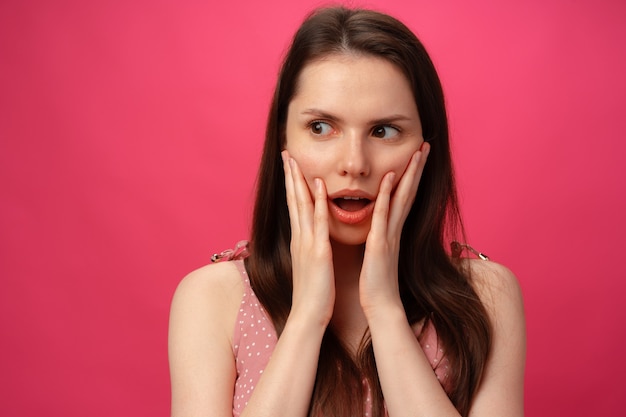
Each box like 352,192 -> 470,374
314,178 -> 321,189
289,158 -> 295,169
388,172 -> 396,183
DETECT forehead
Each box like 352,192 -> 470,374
290,54 -> 418,117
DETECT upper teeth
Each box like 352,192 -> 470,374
342,196 -> 362,200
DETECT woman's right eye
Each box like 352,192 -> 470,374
309,121 -> 333,135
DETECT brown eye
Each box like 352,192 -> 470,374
310,121 -> 332,135
373,127 -> 385,137
372,125 -> 400,139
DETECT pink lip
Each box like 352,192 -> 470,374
327,189 -> 376,200
327,189 -> 376,225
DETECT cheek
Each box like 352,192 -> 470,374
288,150 -> 323,191
385,155 -> 415,186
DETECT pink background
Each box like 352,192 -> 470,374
1,0 -> 625,415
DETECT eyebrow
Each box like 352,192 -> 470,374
301,109 -> 344,123
300,108 -> 413,125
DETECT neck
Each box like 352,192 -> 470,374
330,240 -> 364,286
330,240 -> 368,354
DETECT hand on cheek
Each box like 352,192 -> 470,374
281,150 -> 335,326
360,142 -> 430,317
387,141 -> 430,235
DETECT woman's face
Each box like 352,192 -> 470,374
284,54 -> 424,245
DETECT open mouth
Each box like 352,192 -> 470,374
333,196 -> 372,212
328,191 -> 376,225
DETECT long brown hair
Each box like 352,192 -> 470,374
245,6 -> 491,416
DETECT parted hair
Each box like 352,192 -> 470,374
245,6 -> 491,416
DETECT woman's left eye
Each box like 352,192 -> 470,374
372,125 -> 400,139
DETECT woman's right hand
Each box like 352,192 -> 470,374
282,150 -> 335,327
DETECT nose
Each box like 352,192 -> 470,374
338,132 -> 370,177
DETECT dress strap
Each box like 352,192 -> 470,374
211,240 -> 250,263
450,241 -> 489,260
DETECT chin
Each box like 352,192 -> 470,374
329,221 -> 371,246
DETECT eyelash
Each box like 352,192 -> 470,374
307,120 -> 401,139
308,120 -> 333,135
372,124 -> 401,139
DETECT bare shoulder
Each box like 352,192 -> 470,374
170,261 -> 244,341
174,260 -> 244,294
466,259 -> 524,319
172,261 -> 244,308
168,261 -> 245,416
465,259 -> 526,416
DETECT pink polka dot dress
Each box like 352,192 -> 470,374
232,260 -> 278,415
230,260 -> 451,416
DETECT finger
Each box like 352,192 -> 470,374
388,142 -> 430,235
312,178 -> 330,244
289,156 -> 314,236
282,150 -> 300,237
369,171 -> 396,240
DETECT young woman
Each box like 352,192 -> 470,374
169,6 -> 525,417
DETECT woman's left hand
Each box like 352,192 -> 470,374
359,142 -> 430,319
